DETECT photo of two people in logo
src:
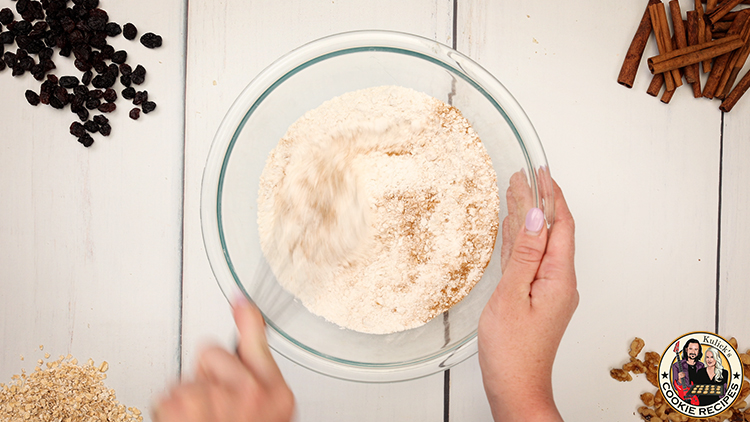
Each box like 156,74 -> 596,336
672,338 -> 729,406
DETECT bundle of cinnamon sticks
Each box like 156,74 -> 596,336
618,0 -> 750,112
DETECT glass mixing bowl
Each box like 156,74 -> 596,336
201,30 -> 553,382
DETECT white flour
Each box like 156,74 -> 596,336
258,86 -> 499,334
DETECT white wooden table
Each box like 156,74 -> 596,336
2,0 -> 749,420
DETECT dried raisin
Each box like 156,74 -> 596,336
76,108 -> 89,122
128,107 -> 140,120
92,114 -> 108,125
18,55 -> 34,71
111,50 -> 126,64
139,32 -> 161,48
12,64 -> 25,76
141,101 -> 155,114
104,22 -> 121,37
132,90 -> 147,105
131,64 -> 145,84
1,31 -> 15,45
16,0 -> 30,14
91,73 -> 114,88
97,102 -> 115,113
3,51 -> 16,68
25,89 -> 39,105
85,98 -> 100,109
84,120 -> 99,133
37,47 -> 52,60
70,121 -> 86,138
103,88 -> 116,102
121,86 -> 135,99
74,85 -> 88,97
0,8 -> 14,26
122,22 -> 136,40
81,69 -> 93,85
59,75 -> 79,88
78,133 -> 94,147
53,86 -> 68,105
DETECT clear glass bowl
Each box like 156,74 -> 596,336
201,30 -> 553,382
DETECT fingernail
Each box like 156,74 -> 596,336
231,289 -> 249,309
525,207 -> 544,236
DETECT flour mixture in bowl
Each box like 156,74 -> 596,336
257,85 -> 500,334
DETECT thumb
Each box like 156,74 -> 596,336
500,207 -> 548,298
232,295 -> 285,388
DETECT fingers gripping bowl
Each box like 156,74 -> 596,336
201,30 -> 553,382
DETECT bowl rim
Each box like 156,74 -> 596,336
200,29 -> 552,383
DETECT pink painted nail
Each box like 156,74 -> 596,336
525,207 -> 544,236
231,289 -> 249,309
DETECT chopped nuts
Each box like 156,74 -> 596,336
0,353 -> 142,421
629,337 -> 646,358
610,368 -> 633,382
641,391 -> 655,407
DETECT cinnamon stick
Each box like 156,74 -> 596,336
706,0 -> 719,12
713,21 -> 734,32
719,11 -> 741,21
618,0 -> 661,88
722,46 -> 750,97
701,0 -> 750,5
704,11 -> 749,97
719,67 -> 750,111
694,0 -> 714,72
647,34 -> 743,73
670,2 -> 688,50
717,17 -> 750,97
659,3 -> 684,87
704,23 -> 714,72
647,72 -> 665,96
662,36 -> 682,103
671,2 -> 696,84
687,12 -> 704,96
705,0 -> 744,25
661,88 -> 677,103
650,3 -> 676,90
691,75 -> 704,96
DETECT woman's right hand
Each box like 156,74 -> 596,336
478,174 -> 578,422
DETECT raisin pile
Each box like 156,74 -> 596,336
0,0 -> 163,147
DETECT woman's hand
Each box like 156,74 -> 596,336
153,297 -> 294,422
478,175 -> 578,422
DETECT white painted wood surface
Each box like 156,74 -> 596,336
0,0 -> 186,417
720,87 -> 750,352
2,0 -> 749,421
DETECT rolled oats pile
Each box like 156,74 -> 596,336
0,352 -> 142,422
